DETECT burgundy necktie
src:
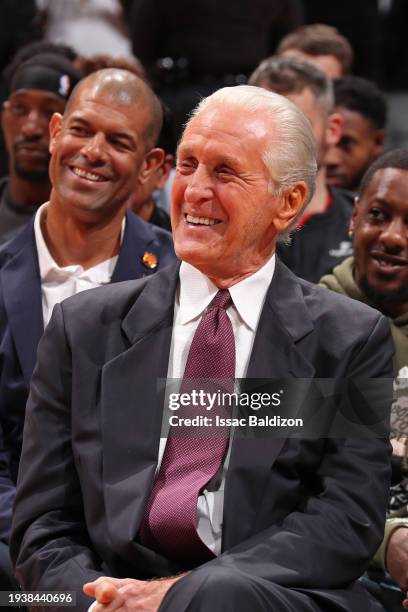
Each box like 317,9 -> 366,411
140,289 -> 235,563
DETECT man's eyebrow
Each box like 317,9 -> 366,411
340,135 -> 357,144
66,115 -> 137,147
176,145 -> 194,158
370,197 -> 391,208
108,130 -> 137,147
66,115 -> 90,126
215,155 -> 242,168
177,146 -> 241,168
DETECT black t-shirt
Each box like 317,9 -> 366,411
277,187 -> 354,283
130,0 -> 303,75
149,202 -> 172,232
0,177 -> 38,243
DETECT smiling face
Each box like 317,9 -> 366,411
171,105 -> 306,285
2,89 -> 65,181
48,83 -> 153,223
351,167 -> 408,317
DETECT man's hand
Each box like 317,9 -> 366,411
386,526 -> 408,609
83,574 -> 186,611
391,437 -> 408,457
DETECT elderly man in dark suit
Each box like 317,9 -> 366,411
11,85 -> 393,612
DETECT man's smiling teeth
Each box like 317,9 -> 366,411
185,214 -> 220,226
377,257 -> 399,267
72,167 -> 105,182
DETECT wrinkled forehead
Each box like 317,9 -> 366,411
64,84 -> 151,128
87,77 -> 138,107
65,70 -> 152,119
180,105 -> 276,156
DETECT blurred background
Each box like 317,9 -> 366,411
1,0 -> 407,171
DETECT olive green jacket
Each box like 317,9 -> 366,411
320,256 -> 408,568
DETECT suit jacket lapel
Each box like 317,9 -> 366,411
0,213 -> 155,386
245,260 -> 315,378
0,221 -> 43,387
111,211 -> 167,282
223,260 -> 316,549
101,263 -> 180,566
101,258 -> 317,559
0,212 -> 163,385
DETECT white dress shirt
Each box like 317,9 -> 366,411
159,257 -> 276,555
87,257 -> 276,607
34,203 -> 123,326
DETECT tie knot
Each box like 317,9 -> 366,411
210,289 -> 232,311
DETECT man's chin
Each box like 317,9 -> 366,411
174,244 -> 217,272
174,239 -> 207,262
360,274 -> 408,305
175,249 -> 207,268
15,163 -> 49,183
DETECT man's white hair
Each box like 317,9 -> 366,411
188,85 -> 318,236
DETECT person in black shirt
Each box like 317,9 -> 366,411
128,103 -> 174,231
326,76 -> 387,192
0,51 -> 81,241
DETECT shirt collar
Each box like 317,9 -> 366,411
178,255 -> 275,330
35,203 -> 62,280
34,202 -> 125,282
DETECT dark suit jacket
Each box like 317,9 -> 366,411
10,260 -> 394,611
0,210 -> 176,542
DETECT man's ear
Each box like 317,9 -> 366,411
326,112 -> 343,148
156,153 -> 174,190
273,181 -> 308,233
49,113 -> 63,154
138,148 -> 165,185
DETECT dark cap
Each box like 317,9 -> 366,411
9,53 -> 82,101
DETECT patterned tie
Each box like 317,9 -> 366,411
140,289 -> 235,563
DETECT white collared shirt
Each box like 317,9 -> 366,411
159,256 -> 276,555
34,203 -> 123,326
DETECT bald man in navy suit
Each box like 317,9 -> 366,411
0,68 -> 175,588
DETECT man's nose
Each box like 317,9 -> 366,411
20,110 -> 45,139
184,165 -> 213,203
80,132 -> 108,164
380,217 -> 407,252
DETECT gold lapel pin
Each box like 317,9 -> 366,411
142,251 -> 158,269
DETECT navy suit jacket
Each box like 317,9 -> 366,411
10,260 -> 394,611
0,210 -> 176,542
